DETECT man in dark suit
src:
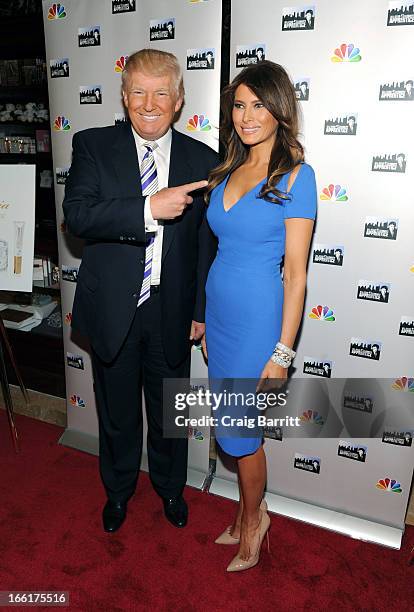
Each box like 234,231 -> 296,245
63,49 -> 218,533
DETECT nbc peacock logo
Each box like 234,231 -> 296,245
188,427 -> 204,441
299,410 -> 324,425
48,3 -> 66,19
308,305 -> 336,321
186,114 -> 212,132
114,56 -> 128,73
331,43 -> 361,62
376,478 -> 402,493
320,184 -> 348,202
53,116 -> 70,131
70,395 -> 86,408
392,376 -> 414,392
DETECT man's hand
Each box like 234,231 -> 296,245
189,320 -> 205,341
150,180 -> 208,220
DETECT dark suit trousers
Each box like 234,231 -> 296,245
91,292 -> 190,503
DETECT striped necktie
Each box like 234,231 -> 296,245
138,141 -> 158,307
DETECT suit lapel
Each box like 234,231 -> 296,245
112,122 -> 142,197
162,129 -> 192,262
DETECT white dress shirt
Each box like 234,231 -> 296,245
132,127 -> 172,285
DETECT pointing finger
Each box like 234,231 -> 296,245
181,180 -> 208,194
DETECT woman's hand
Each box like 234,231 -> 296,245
201,334 -> 208,361
257,359 -> 288,392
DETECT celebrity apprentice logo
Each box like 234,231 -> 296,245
70,394 -> 86,408
357,281 -> 390,303
312,244 -> 344,266
47,3 -> 66,19
66,352 -> 84,370
55,167 -> 70,185
294,454 -> 320,474
50,58 -> 69,78
320,184 -> 348,202
235,44 -> 266,68
349,338 -> 381,360
364,217 -> 398,240
303,358 -> 332,378
387,1 -> 414,26
372,152 -> 407,173
80,85 -> 102,105
112,0 -> 135,13
382,430 -> 413,446
187,48 -> 215,70
114,113 -> 128,125
392,376 -> 414,391
376,478 -> 402,493
78,26 -> 101,47
338,441 -> 367,462
343,394 -> 373,413
294,78 -> 310,101
308,305 -> 335,321
150,18 -> 175,40
263,425 -> 283,441
324,114 -> 357,135
379,80 -> 414,100
61,265 -> 78,282
399,316 -> 414,336
282,5 -> 315,30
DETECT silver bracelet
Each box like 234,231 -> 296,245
275,342 -> 296,359
270,352 -> 291,368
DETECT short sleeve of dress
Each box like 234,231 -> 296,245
283,162 -> 317,220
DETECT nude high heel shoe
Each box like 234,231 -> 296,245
226,509 -> 271,572
215,499 -> 268,545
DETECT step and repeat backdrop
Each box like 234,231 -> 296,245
43,0 -> 414,538
42,0 -> 221,474
213,0 -> 414,534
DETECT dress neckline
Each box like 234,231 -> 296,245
222,174 -> 267,213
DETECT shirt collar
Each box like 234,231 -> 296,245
132,126 -> 172,155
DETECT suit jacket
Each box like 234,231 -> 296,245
63,123 -> 218,365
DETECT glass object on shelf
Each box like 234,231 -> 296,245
52,266 -> 60,285
0,135 -> 36,153
0,239 -> 8,271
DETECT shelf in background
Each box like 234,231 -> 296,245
0,121 -> 50,128
0,85 -> 48,99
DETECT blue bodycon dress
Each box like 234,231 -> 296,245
205,163 -> 317,457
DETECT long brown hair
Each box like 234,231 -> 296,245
205,60 -> 304,204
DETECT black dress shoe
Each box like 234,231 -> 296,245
102,500 -> 127,533
163,496 -> 188,528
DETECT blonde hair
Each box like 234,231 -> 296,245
122,48 -> 184,100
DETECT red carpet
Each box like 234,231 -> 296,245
0,411 -> 413,611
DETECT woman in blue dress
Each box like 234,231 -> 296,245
203,61 -> 317,572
